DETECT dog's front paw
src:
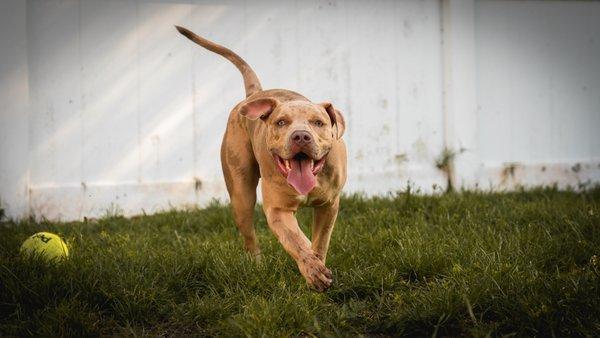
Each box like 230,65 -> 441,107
298,252 -> 333,292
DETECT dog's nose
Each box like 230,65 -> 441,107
291,130 -> 312,146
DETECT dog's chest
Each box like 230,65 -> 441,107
297,188 -> 334,208
295,194 -> 309,205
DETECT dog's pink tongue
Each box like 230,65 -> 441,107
287,158 -> 316,195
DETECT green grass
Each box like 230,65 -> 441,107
1,187 -> 599,337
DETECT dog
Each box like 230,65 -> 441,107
176,26 -> 346,291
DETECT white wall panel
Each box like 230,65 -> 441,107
137,1 -> 195,184
475,0 -> 600,188
27,0 -> 82,188
79,0 -> 140,184
0,0 -> 30,220
476,1 -> 600,163
1,0 -> 600,220
188,1 -> 247,201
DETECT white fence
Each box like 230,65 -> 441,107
1,0 -> 599,221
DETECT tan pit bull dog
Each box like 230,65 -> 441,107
176,26 -> 346,291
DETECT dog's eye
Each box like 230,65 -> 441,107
314,120 -> 324,127
276,120 -> 286,127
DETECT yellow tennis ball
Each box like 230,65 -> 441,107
20,232 -> 69,261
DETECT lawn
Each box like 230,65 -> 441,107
1,187 -> 599,337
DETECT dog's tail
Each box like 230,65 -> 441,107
175,25 -> 262,98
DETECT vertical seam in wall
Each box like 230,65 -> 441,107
189,0 -> 199,204
25,0 -> 32,219
440,0 -> 458,190
135,0 -> 142,184
78,0 -> 85,219
472,2 -> 481,168
243,0 -> 248,59
393,0 -> 400,156
440,0 -> 450,152
440,0 -> 479,189
295,0 -> 300,91
342,0 -> 351,150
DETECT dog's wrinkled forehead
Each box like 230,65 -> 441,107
274,101 -> 327,120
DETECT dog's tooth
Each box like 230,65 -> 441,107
285,160 -> 291,171
310,160 -> 314,170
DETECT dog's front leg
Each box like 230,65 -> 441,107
264,207 -> 333,291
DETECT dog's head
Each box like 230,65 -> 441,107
240,98 -> 345,195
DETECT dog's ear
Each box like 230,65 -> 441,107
239,98 -> 278,120
321,102 -> 346,139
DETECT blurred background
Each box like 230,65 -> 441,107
1,0 -> 599,221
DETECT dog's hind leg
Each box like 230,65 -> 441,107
221,124 -> 261,257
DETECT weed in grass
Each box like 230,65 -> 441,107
0,188 -> 599,336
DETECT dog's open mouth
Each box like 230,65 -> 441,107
273,152 -> 327,195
